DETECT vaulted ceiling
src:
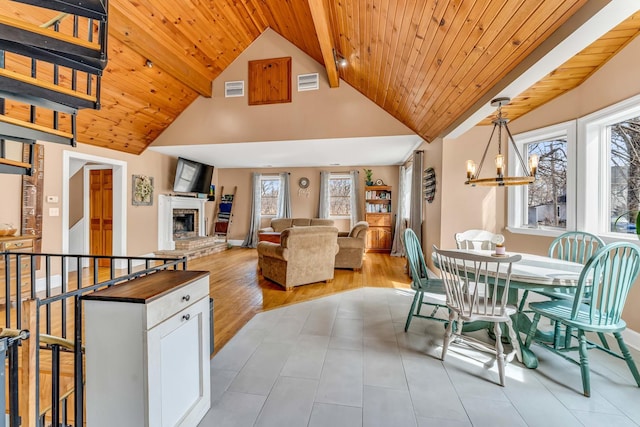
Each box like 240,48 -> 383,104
1,0 -> 639,155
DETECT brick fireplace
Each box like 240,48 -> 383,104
158,195 -> 207,250
173,209 -> 199,240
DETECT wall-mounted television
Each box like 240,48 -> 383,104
172,157 -> 214,194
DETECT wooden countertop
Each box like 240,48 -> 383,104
82,270 -> 209,304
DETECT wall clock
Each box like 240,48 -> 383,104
298,177 -> 310,189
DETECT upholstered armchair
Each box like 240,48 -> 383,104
257,226 -> 339,291
335,221 -> 369,270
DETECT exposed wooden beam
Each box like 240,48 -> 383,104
109,5 -> 213,97
307,0 -> 339,88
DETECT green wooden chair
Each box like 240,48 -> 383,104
520,231 -> 606,348
403,229 -> 447,332
524,242 -> 640,397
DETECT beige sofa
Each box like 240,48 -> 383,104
259,218 -> 334,233
257,226 -> 339,291
335,221 -> 369,270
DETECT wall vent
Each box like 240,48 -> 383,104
225,81 -> 244,97
297,73 -> 319,91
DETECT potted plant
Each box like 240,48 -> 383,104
614,210 -> 640,238
363,168 -> 373,186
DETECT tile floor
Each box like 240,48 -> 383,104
198,288 -> 640,427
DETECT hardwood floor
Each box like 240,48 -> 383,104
186,248 -> 411,354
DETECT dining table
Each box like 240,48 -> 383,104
432,248 -> 586,369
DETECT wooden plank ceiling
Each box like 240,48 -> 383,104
2,0 -> 638,155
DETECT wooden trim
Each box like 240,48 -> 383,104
308,0 -> 340,88
0,14 -> 100,51
0,157 -> 31,169
0,115 -> 73,139
0,68 -> 96,103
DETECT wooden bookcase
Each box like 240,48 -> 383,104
364,185 -> 392,252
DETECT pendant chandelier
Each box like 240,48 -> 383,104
465,97 -> 538,187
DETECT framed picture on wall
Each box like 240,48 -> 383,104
132,175 -> 154,206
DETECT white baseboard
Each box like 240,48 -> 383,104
228,239 -> 243,246
623,328 -> 640,352
35,274 -> 61,293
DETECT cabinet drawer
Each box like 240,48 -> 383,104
3,239 -> 34,251
366,213 -> 391,227
146,277 -> 209,329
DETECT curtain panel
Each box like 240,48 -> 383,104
349,170 -> 362,228
391,165 -> 407,256
409,151 -> 423,245
242,172 -> 262,248
277,172 -> 292,218
318,171 -> 330,218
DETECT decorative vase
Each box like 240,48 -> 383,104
366,181 -> 373,186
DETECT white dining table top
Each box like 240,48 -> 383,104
432,249 -> 585,289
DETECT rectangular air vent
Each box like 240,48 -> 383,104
225,81 -> 244,97
297,73 -> 319,91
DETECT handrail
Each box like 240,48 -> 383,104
1,251 -> 188,425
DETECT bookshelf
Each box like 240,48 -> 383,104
364,185 -> 392,252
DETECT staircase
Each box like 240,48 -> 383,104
0,0 -> 108,174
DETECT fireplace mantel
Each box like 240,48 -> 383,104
158,195 -> 207,250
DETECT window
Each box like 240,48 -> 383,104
607,115 -> 640,235
508,121 -> 576,236
260,176 -> 280,216
402,165 -> 412,219
579,94 -> 640,239
508,93 -> 640,242
329,174 -> 351,217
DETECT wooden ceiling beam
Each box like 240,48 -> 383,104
109,4 -> 212,97
308,0 -> 339,88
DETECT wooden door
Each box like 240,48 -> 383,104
89,169 -> 113,267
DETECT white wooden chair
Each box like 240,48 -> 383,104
434,247 -> 522,386
454,229 -> 504,251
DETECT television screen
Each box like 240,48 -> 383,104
173,157 -> 214,194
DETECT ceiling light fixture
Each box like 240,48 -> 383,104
145,59 -> 153,68
465,97 -> 538,187
332,49 -> 348,68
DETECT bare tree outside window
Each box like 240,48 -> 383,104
525,138 -> 567,228
260,178 -> 280,216
329,176 -> 351,216
609,116 -> 640,234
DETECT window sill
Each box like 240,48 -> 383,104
506,226 -> 566,238
599,233 -> 640,246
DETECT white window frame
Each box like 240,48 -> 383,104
259,175 -> 280,218
328,173 -> 352,219
577,93 -> 640,243
507,120 -> 576,237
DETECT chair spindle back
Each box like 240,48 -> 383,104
548,231 -> 605,265
434,248 -> 521,319
573,242 -> 640,326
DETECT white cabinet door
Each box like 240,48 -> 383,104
147,296 -> 210,427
